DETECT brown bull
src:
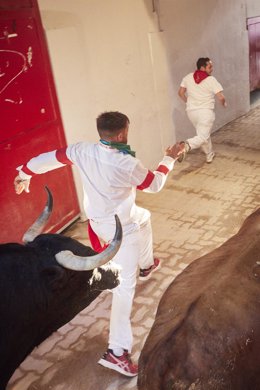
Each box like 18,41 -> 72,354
138,208 -> 260,390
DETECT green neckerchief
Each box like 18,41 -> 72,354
100,139 -> 136,157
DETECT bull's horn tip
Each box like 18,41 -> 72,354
44,185 -> 51,195
44,186 -> 53,210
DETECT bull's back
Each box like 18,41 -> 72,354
138,209 -> 260,390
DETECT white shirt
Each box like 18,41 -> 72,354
17,142 -> 175,225
180,73 -> 223,111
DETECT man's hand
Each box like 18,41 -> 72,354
165,143 -> 184,160
14,176 -> 30,194
216,91 -> 227,107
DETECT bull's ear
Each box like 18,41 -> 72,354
41,266 -> 67,290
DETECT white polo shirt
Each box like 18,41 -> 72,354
180,73 -> 223,111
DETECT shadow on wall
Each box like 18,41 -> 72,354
172,107 -> 194,142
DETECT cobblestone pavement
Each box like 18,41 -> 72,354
8,107 -> 260,390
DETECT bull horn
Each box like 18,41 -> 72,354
23,186 -> 53,243
55,215 -> 122,271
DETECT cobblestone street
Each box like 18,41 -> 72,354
7,106 -> 260,390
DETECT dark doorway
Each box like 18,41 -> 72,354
250,89 -> 260,108
247,16 -> 260,108
247,16 -> 260,92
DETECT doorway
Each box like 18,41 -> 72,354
247,16 -> 260,108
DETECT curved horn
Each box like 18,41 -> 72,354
55,215 -> 122,271
23,186 -> 53,243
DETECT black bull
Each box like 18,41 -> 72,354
0,188 -> 122,390
138,208 -> 260,390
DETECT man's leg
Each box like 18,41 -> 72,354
186,109 -> 215,151
200,136 -> 213,155
108,230 -> 139,353
138,218 -> 153,269
138,217 -> 161,280
91,220 -> 139,376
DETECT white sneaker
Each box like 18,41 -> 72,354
206,152 -> 215,163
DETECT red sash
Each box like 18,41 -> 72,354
87,221 -> 108,253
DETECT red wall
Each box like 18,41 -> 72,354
248,16 -> 260,92
0,0 -> 80,243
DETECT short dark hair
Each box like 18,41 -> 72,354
196,57 -> 211,70
96,111 -> 129,137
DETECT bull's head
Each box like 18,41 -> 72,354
0,188 -> 122,390
23,186 -> 122,271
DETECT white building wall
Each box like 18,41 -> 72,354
38,0 -> 174,215
37,0 -> 259,214
246,0 -> 260,17
157,0 -> 251,142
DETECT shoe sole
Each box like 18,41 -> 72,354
139,261 -> 161,281
98,358 -> 138,377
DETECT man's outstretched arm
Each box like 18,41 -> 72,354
14,147 -> 73,194
133,143 -> 184,193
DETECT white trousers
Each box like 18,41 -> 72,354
186,109 -> 215,155
90,208 -> 154,353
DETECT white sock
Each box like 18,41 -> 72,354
112,348 -> 124,356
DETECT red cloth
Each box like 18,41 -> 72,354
87,221 -> 108,253
193,70 -> 209,84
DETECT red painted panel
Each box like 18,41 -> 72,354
0,17 -> 56,142
0,1 -> 32,10
247,17 -> 260,91
0,0 -> 80,243
0,124 -> 79,243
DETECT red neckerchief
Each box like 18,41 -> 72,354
193,70 -> 209,84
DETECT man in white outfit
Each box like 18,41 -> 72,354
178,57 -> 227,163
14,111 -> 183,377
